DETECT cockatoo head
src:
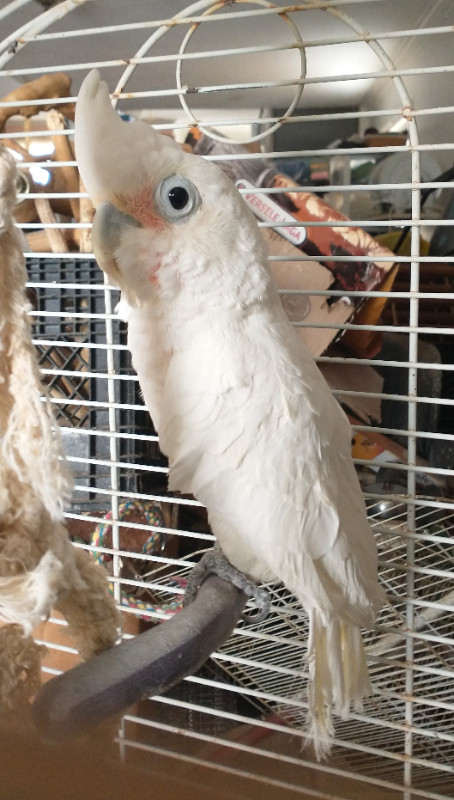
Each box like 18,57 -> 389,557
75,70 -> 268,306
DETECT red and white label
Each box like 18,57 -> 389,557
236,178 -> 306,247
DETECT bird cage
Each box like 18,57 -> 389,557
0,2 -> 454,799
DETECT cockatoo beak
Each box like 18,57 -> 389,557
75,69 -> 184,279
75,69 -> 129,208
75,69 -> 162,281
91,202 -> 141,283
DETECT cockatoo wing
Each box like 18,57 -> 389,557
159,297 -> 382,625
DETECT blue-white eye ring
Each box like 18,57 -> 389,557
155,175 -> 200,222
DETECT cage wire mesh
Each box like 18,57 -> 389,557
1,0 -> 454,798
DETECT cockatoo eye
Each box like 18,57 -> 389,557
155,175 -> 200,222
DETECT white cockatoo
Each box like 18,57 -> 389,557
75,70 -> 385,758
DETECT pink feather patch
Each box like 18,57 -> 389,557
115,185 -> 167,232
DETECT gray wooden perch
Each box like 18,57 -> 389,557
33,575 -> 247,739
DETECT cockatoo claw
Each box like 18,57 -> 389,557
184,542 -> 270,624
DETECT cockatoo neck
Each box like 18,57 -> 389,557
154,233 -> 273,314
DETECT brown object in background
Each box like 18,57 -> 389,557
342,262 -> 399,357
34,196 -> 68,253
0,72 -> 74,131
25,229 -> 50,251
12,196 -> 37,224
264,228 -> 353,356
364,133 -> 407,148
318,357 -> 383,424
26,226 -> 83,252
46,109 -> 80,221
2,137 -> 34,161
269,172 -> 393,294
2,720 -> 313,800
265,173 -> 399,357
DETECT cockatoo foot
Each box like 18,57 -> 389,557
183,542 -> 270,624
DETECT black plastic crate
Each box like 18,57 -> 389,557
27,257 -> 158,512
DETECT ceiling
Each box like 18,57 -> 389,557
0,0 -> 453,125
